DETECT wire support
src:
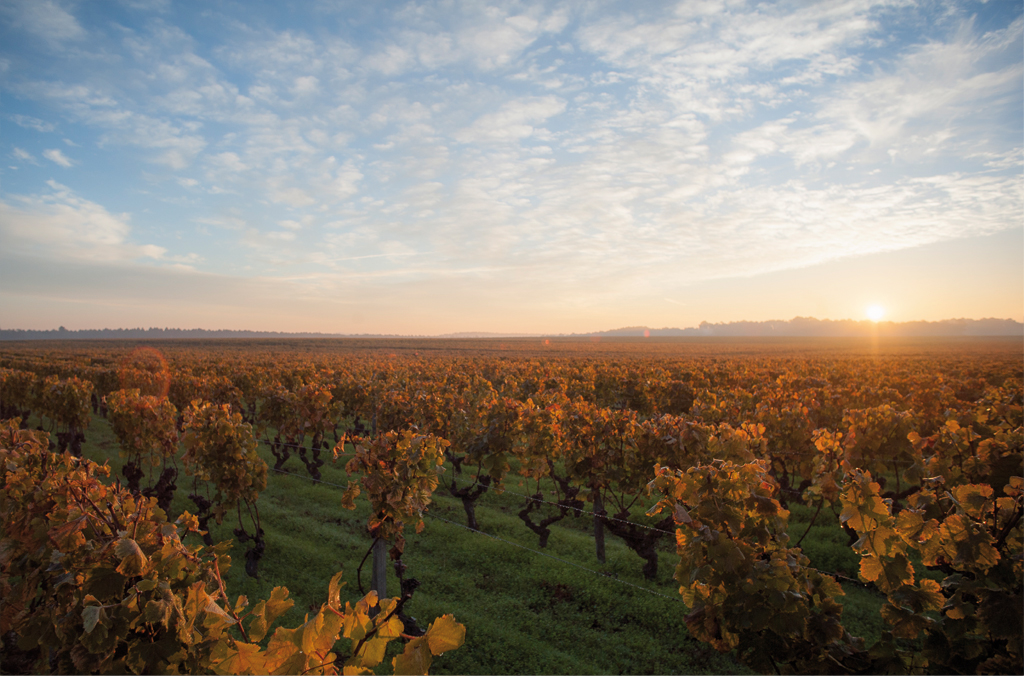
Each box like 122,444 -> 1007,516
422,511 -> 683,604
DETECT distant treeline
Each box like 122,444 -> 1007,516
589,317 -> 1024,337
0,327 -> 352,341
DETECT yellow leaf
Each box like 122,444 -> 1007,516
211,640 -> 264,675
859,555 -> 882,583
356,590 -> 378,615
341,482 -> 360,511
261,627 -> 304,674
328,572 -> 345,611
358,636 -> 389,667
392,636 -> 431,675
425,614 -> 465,655
859,553 -> 913,593
204,597 -> 237,627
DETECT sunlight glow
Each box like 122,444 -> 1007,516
867,305 -> 885,322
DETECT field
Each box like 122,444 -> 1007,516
1,336 -> 1021,674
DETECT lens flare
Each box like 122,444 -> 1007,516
117,346 -> 171,398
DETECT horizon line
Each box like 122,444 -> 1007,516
1,316 -> 1022,340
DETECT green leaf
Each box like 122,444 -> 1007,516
889,580 -> 944,614
940,514 -> 1000,572
115,537 -> 148,577
82,605 -> 104,634
976,590 -> 1023,641
125,631 -> 183,674
881,601 -> 933,639
143,597 -> 176,629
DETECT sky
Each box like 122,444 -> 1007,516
1,0 -> 1021,335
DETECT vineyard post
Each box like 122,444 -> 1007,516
593,491 -> 606,563
370,536 -> 387,617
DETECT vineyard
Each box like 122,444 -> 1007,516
0,336 -> 1021,675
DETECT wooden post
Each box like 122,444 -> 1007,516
594,491 -> 606,564
370,537 -> 387,617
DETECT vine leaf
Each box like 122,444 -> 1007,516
859,553 -> 913,593
425,614 -> 465,654
81,604 -> 104,634
114,537 -> 147,576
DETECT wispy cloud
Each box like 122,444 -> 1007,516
12,147 -> 38,164
10,114 -> 56,132
42,148 -> 74,167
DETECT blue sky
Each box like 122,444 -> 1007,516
1,0 -> 1021,334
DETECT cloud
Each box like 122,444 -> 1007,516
267,182 -> 316,208
456,96 -> 567,144
0,181 -> 166,263
118,0 -> 171,11
10,114 -> 57,132
3,0 -> 85,46
809,17 -> 1024,162
315,158 -> 363,200
43,148 -> 75,167
363,2 -> 569,74
292,75 -> 319,95
210,152 -> 247,173
17,81 -> 207,169
12,148 -> 38,164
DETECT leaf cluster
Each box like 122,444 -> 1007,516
106,388 -> 179,468
181,400 -> 267,511
340,430 -> 449,558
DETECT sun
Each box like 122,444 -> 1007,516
866,305 -> 885,322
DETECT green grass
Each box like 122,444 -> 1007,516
66,414 -> 747,675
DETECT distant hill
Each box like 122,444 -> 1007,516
577,318 -> 1024,338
